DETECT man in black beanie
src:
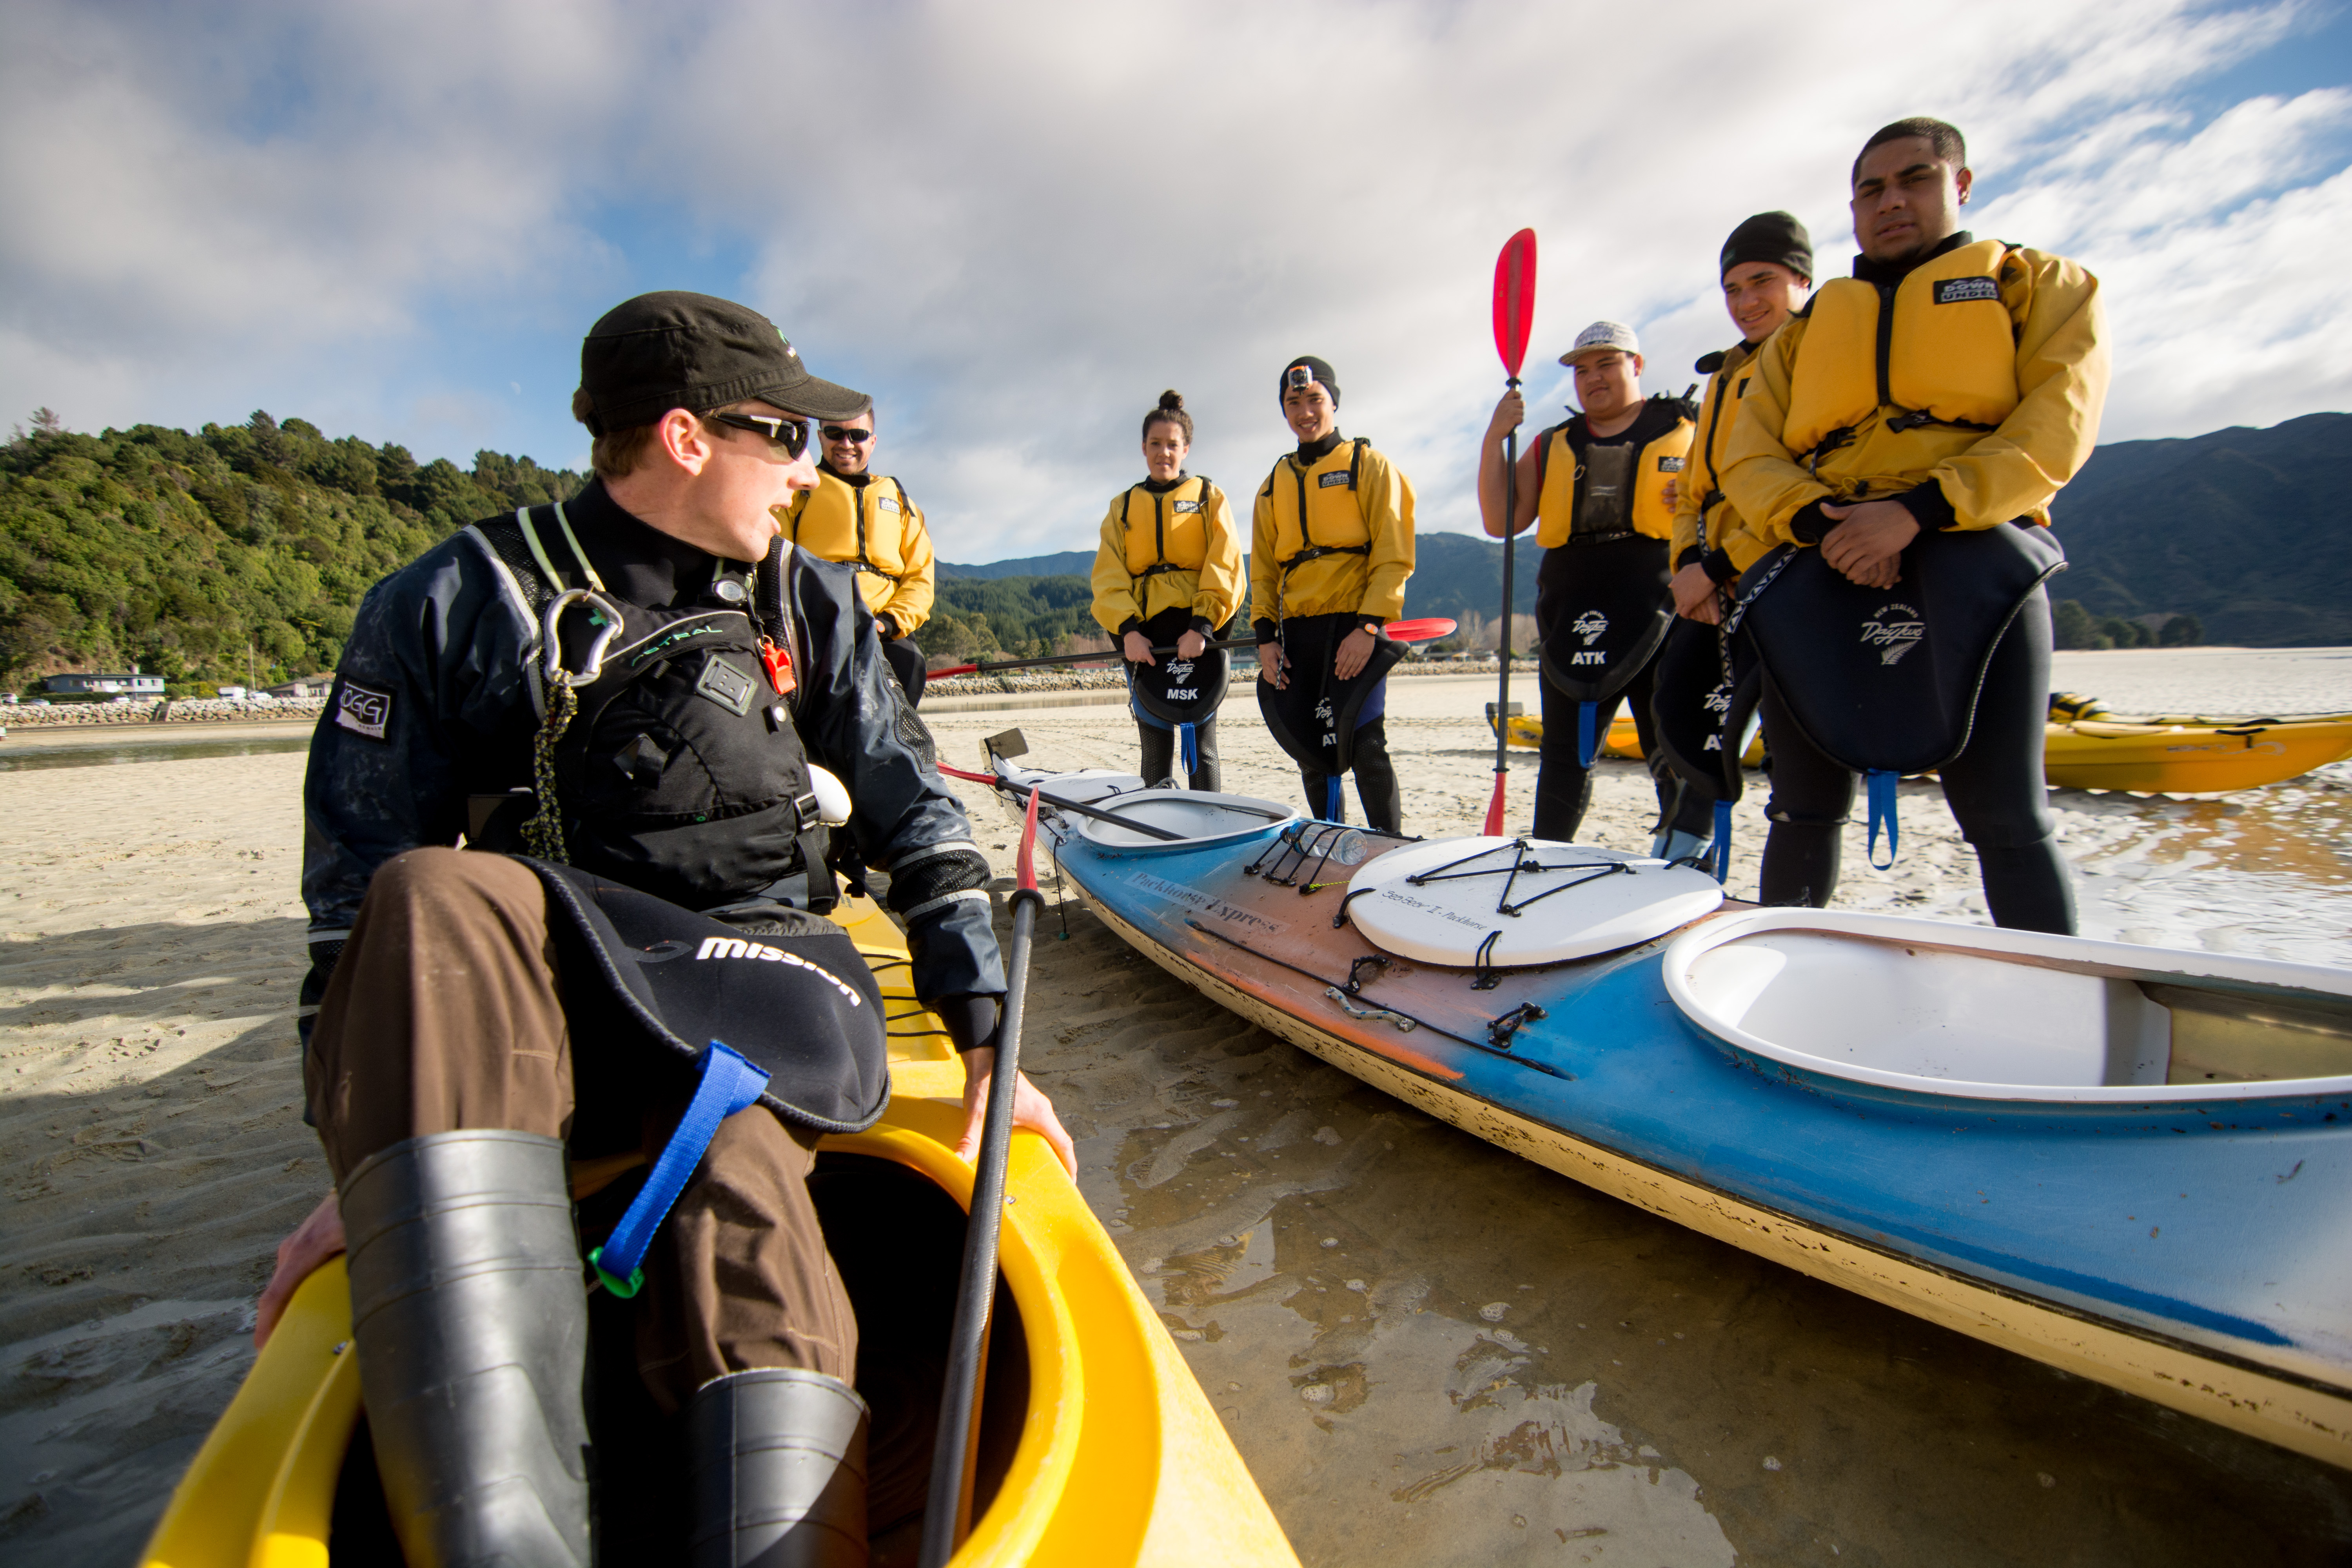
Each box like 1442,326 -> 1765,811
1668,211 -> 1814,622
1248,354 -> 1418,828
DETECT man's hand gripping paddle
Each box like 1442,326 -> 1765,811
930,617 -> 1457,679
920,784 -> 1045,1565
1485,228 -> 1537,836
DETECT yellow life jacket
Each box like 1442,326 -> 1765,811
1783,238 -> 2022,473
1261,437 -> 1374,567
782,470 -> 918,609
1120,475 -> 1217,576
1688,344 -> 1757,555
1532,405 -> 1693,549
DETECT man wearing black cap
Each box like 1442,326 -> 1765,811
1668,212 -> 1813,624
1249,355 -> 1417,829
261,291 -> 1071,1564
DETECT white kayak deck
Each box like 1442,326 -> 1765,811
1666,910 -> 2352,1103
1344,836 -> 1723,967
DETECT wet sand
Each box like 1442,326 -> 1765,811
3,650 -> 2348,1564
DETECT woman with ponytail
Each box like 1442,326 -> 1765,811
1089,391 -> 1244,789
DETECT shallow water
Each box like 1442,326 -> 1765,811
0,735 -> 312,771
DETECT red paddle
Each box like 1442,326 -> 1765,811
1485,229 -> 1537,836
929,617 -> 1458,679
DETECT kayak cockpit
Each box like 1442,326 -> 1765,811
1665,910 -> 2352,1102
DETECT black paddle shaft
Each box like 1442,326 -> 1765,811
919,885 -> 1043,1567
945,636 -> 1259,677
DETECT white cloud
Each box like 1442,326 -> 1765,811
0,0 -> 2342,558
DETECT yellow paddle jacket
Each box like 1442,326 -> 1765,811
1723,233 -> 2108,548
778,467 -> 936,634
1670,341 -> 1774,582
1090,474 -> 1243,635
1248,436 -> 1416,627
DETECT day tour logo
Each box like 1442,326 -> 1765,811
1859,602 -> 1926,666
1571,609 -> 1609,646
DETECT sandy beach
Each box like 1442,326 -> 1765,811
4,648 -> 2349,1564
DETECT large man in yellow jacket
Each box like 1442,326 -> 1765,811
778,405 -> 937,704
1723,117 -> 2110,931
1251,355 -> 1416,831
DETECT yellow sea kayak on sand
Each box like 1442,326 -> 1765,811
140,895 -> 1296,1568
2043,693 -> 2352,793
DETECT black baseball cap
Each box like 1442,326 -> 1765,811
576,291 -> 869,435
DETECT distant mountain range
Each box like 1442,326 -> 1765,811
942,414 -> 2350,646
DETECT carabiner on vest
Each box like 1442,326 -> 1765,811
541,587 -> 624,689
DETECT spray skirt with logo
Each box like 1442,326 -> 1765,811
1733,521 -> 2064,775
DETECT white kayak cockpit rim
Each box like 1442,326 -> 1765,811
1663,909 -> 2352,1103
1068,786 -> 1300,853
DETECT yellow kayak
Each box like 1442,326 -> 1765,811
2042,710 -> 2352,793
1497,696 -> 2352,793
1490,711 -> 1764,766
141,895 -> 1296,1568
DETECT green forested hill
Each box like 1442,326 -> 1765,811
0,411 -> 582,691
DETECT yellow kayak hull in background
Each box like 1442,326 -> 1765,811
141,895 -> 1296,1568
1497,704 -> 2352,794
2042,714 -> 2352,793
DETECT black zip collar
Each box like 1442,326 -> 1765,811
1141,471 -> 1191,494
1293,430 -> 1345,465
1853,229 -> 1974,287
562,478 -> 723,610
817,461 -> 875,489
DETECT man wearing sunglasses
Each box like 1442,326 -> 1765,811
779,405 -> 937,704
266,291 -> 1069,1564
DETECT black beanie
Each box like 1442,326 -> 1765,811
1279,355 -> 1339,405
1720,212 -> 1814,283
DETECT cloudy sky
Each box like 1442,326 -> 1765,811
4,0 -> 2347,560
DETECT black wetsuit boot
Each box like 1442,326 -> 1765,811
341,1130 -> 592,1568
688,1368 -> 870,1567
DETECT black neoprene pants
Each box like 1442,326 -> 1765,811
1757,586 -> 2074,933
1299,717 -> 1401,833
1136,715 -> 1221,792
1534,660 -> 1716,843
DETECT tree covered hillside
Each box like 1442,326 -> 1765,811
1,412 -> 583,692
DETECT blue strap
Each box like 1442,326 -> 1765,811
589,1040 -> 770,1298
1865,770 -> 1900,871
1576,702 -> 1599,769
1324,776 -> 1343,821
1711,799 -> 1733,885
1178,722 -> 1196,781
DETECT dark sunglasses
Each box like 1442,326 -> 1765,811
705,410 -> 811,459
820,425 -> 875,443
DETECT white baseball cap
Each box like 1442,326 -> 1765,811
1559,320 -> 1641,367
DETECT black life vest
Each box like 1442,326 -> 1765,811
1533,400 -> 1694,711
474,504 -> 832,914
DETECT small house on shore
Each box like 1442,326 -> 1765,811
40,671 -> 165,700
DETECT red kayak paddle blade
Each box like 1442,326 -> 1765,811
1383,617 -> 1458,643
1492,229 -> 1537,379
1483,773 -> 1507,836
